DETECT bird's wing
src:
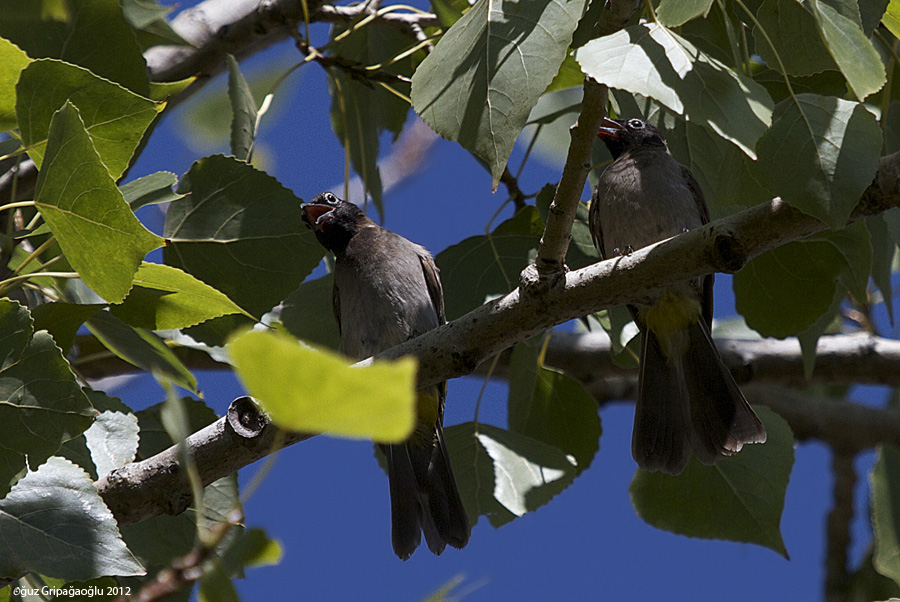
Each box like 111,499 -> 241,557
681,165 -> 714,325
419,252 -> 446,327
331,281 -> 342,337
588,186 -> 607,259
683,165 -> 710,225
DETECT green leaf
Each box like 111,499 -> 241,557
281,273 -> 341,351
121,0 -> 190,50
31,301 -> 104,354
328,23 -> 416,213
0,37 -> 31,132
657,0 -> 714,26
229,330 -> 417,442
735,238 -> 844,338
34,102 -> 164,303
430,0 -> 467,28
664,118 -> 772,210
0,299 -> 94,498
226,55 -> 257,162
630,407 -> 793,556
885,0 -> 900,38
444,422 -> 578,527
0,456 -> 145,580
17,59 -> 162,179
121,171 -> 184,210
111,262 -> 252,331
0,0 -> 150,96
869,214 -> 897,323
84,410 -> 139,479
507,337 -> 601,471
576,23 -> 774,159
412,0 -> 589,187
753,0 -> 839,77
436,206 -> 543,320
873,444 -> 900,584
754,95 -> 882,229
164,155 -> 322,318
86,310 -> 198,394
808,0 -> 886,100
58,389 -> 134,479
544,54 -> 585,94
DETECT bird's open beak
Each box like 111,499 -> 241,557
300,204 -> 334,231
597,117 -> 624,140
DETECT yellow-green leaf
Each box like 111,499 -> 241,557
229,330 -> 416,442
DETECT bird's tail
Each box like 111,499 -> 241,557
633,320 -> 767,475
683,319 -> 767,462
383,421 -> 469,560
632,325 -> 693,475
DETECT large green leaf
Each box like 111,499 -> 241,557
121,171 -> 184,211
86,310 -> 198,394
808,0 -> 886,100
17,59 -> 162,179
0,300 -> 94,498
328,22 -> 415,213
0,457 -> 145,580
664,118 -> 772,210
868,214 -> 897,323
436,206 -> 543,320
412,0 -> 588,187
229,330 -> 417,443
734,224 -> 871,338
753,0 -> 839,77
0,0 -> 150,96
34,103 -> 164,303
754,95 -> 882,228
576,23 -> 774,159
873,444 -> 900,585
30,301 -> 104,354
630,407 -> 793,556
111,262 -> 252,331
657,0 -> 714,26
227,55 -> 257,162
444,422 -> 578,528
164,155 -> 323,318
0,37 -> 31,131
507,337 -> 601,472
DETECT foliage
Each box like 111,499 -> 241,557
0,0 -> 898,599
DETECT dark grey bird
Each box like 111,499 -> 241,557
588,117 -> 767,475
300,192 -> 470,559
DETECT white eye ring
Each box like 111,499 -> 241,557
628,119 -> 644,129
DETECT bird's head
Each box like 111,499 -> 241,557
597,117 -> 667,159
300,192 -> 367,253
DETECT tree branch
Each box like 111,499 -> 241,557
97,397 -> 311,526
376,152 -> 900,387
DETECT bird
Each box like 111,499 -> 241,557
300,191 -> 470,559
588,117 -> 767,475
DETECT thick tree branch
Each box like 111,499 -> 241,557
98,397 -> 311,526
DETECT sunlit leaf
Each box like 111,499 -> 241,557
412,0 -> 589,187
576,23 -> 773,159
34,102 -> 164,303
229,330 -> 416,442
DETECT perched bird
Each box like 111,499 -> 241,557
300,192 -> 470,559
588,117 -> 767,475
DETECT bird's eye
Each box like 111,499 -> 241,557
627,119 -> 644,129
323,192 -> 338,205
